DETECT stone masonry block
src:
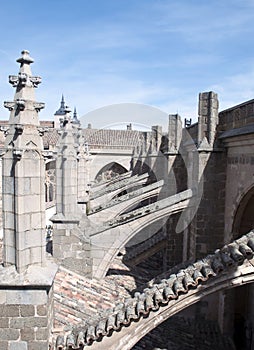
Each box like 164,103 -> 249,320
0,305 -> 20,317
2,244 -> 15,266
2,176 -> 14,194
0,328 -> 20,340
36,305 -> 47,317
52,244 -> 62,259
10,342 -> 28,350
0,317 -> 9,328
21,159 -> 40,178
3,231 -> 15,247
16,229 -> 43,251
3,212 -> 15,230
2,194 -> 14,212
15,178 -> 31,196
16,195 -> 41,215
21,328 -> 35,341
20,305 -> 35,317
15,249 -> 30,272
30,246 -> 45,265
27,340 -> 48,350
36,327 -> 48,341
10,316 -> 48,329
30,213 -> 44,230
16,214 -> 31,233
0,341 -> 8,350
0,291 -> 7,304
6,290 -> 47,305
31,178 -> 43,195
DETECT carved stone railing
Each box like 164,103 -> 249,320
52,230 -> 254,349
105,189 -> 192,229
90,173 -> 149,200
89,180 -> 164,214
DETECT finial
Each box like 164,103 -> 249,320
16,50 -> 34,65
55,95 -> 67,116
72,107 -> 80,125
73,107 -> 77,119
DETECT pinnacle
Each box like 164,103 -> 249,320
16,50 -> 34,65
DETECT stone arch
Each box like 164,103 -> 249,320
232,185 -> 254,238
95,162 -> 128,183
91,189 -> 193,279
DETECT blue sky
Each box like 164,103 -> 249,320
1,0 -> 254,129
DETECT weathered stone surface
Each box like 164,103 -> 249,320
20,327 -> 35,341
37,305 -> 47,316
27,341 -> 48,350
0,305 -> 20,317
0,341 -> 8,350
20,305 -> 35,317
9,342 -> 28,350
0,317 -> 9,328
35,327 -> 49,341
0,328 -> 20,340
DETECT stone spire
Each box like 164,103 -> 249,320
72,106 -> 80,125
55,94 -> 66,116
2,50 -> 46,273
54,95 -> 69,128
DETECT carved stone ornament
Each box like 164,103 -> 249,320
18,72 -> 28,86
16,99 -> 26,111
30,76 -> 42,87
37,127 -> 45,136
9,75 -> 19,87
33,102 -> 45,112
4,101 -> 16,111
13,149 -> 22,160
0,126 -> 9,136
15,124 -> 24,135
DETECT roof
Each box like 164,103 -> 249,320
53,255 -> 153,330
219,124 -> 254,139
83,129 -> 145,149
52,229 -> 254,349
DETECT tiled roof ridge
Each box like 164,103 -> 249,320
52,230 -> 254,349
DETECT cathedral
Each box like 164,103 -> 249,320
0,50 -> 253,350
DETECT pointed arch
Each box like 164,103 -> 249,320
95,162 -> 128,183
232,185 -> 254,238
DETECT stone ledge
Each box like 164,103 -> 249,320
0,259 -> 58,287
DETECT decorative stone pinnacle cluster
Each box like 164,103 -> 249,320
4,50 -> 45,120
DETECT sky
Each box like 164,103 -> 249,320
1,0 -> 254,130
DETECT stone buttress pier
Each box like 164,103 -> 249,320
0,50 -> 57,350
51,112 -> 92,276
